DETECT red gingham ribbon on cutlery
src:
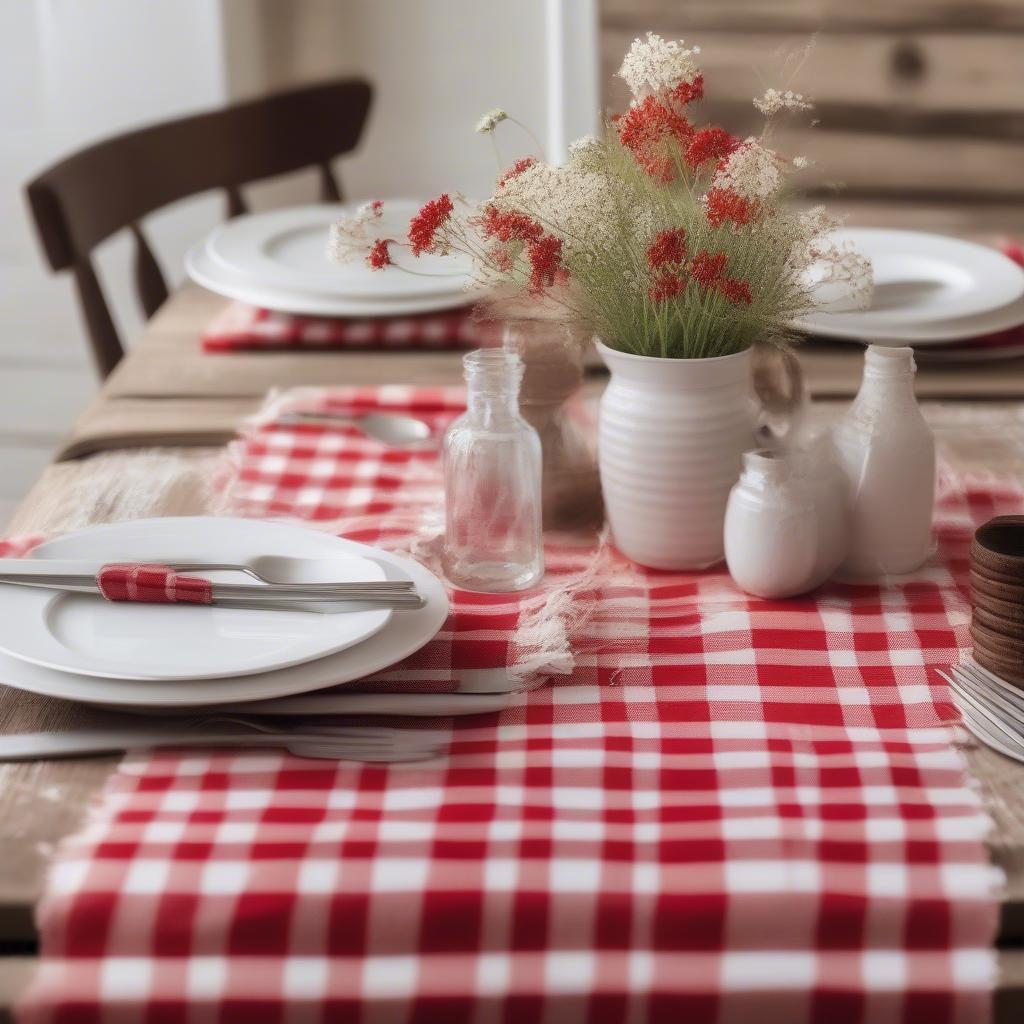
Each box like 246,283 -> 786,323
96,563 -> 213,604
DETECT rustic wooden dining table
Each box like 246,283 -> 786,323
1,281 -> 1023,1019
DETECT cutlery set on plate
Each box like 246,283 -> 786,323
0,558 -> 425,610
0,516 -> 525,764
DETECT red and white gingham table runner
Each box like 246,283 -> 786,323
202,302 -> 484,352
16,386 -> 1015,1024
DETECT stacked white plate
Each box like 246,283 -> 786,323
186,201 -> 476,317
793,228 -> 1024,361
0,517 -> 453,710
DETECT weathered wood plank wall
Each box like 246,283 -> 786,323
600,0 -> 1024,217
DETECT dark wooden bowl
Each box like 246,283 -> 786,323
974,644 -> 1024,687
971,618 -> 1024,662
970,567 -> 1024,606
972,516 -> 1024,582
974,604 -> 1024,641
972,590 -> 1024,625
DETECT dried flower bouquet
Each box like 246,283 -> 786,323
330,33 -> 870,360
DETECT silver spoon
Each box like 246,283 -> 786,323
277,411 -> 433,446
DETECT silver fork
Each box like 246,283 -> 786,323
0,722 -> 443,762
938,663 -> 1024,764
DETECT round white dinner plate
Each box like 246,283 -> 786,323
186,241 -> 474,318
798,292 -> 1024,346
0,518 -> 397,682
794,228 -> 1024,338
0,519 -> 448,707
206,202 -> 472,299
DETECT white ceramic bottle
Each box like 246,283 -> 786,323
831,345 -> 935,577
724,450 -> 819,599
803,433 -> 851,582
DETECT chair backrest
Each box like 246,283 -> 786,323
26,77 -> 373,377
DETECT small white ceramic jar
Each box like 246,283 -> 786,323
724,450 -> 820,599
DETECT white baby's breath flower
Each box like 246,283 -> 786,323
492,160 -> 623,259
797,206 -> 839,242
327,201 -> 384,263
753,88 -> 813,116
713,138 -> 782,202
327,221 -> 362,263
356,199 -> 384,219
476,108 -> 508,133
622,267 -> 645,296
617,32 -> 701,101
810,241 -> 874,310
792,156 -> 809,169
567,135 -> 605,173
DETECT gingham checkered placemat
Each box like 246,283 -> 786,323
17,386 -> 1014,1023
201,302 -> 482,352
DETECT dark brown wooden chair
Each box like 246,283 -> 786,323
26,78 -> 373,377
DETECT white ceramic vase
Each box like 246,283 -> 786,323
596,342 -> 760,570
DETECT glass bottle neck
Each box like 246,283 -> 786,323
467,389 -> 520,423
463,349 -> 523,425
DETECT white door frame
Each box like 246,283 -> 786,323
544,0 -> 600,163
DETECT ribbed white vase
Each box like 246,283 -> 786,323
597,342 -> 758,570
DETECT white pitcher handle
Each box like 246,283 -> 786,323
751,342 -> 807,448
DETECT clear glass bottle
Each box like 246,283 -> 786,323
442,349 -> 544,592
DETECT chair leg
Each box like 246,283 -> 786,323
74,261 -> 123,378
319,162 -> 343,203
131,225 -> 169,320
226,185 -> 248,218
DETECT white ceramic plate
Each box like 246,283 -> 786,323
0,519 -> 395,682
0,519 -> 449,707
187,241 -> 475,318
206,202 -> 472,299
794,228 -> 1024,338
798,292 -> 1024,346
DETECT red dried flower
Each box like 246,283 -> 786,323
689,249 -> 729,289
668,74 -> 704,108
646,227 -> 688,271
648,272 -> 686,303
616,95 -> 693,182
366,238 -> 392,270
489,244 -> 514,273
369,199 -> 384,215
684,127 -> 738,169
497,156 -> 537,189
478,205 -> 544,244
718,277 -> 753,305
526,235 -> 563,293
408,194 -> 455,256
705,186 -> 757,228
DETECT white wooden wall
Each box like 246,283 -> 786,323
0,0 -> 229,527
